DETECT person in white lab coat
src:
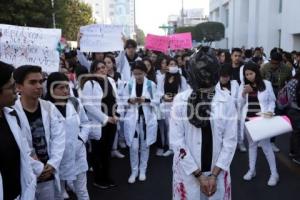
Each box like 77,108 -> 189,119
45,72 -> 90,200
13,65 -> 66,200
123,61 -> 159,183
157,58 -> 189,157
238,62 -> 279,186
80,60 -> 119,189
0,62 -> 44,200
170,47 -> 238,200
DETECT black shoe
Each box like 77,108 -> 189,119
292,157 -> 300,165
107,179 -> 117,188
93,182 -> 110,189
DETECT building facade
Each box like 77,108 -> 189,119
82,0 -> 136,38
209,0 -> 300,55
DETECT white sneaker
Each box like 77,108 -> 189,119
156,148 -> 164,156
119,141 -> 127,149
139,173 -> 146,181
243,171 -> 256,181
128,173 -> 137,184
271,143 -> 280,152
238,143 -> 247,152
111,150 -> 125,158
267,173 -> 279,186
163,150 -> 173,157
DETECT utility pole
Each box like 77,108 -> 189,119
51,0 -> 56,28
181,0 -> 184,26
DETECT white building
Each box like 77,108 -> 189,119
82,0 -> 136,38
209,0 -> 300,55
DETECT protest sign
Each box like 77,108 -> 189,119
145,34 -> 169,53
80,24 -> 123,52
0,24 -> 61,73
169,32 -> 192,50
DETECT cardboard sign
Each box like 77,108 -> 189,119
0,24 -> 61,73
145,34 -> 169,53
169,33 -> 192,50
80,24 -> 123,52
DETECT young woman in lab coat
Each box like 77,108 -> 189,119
238,62 -> 279,186
157,58 -> 189,157
123,61 -> 159,183
45,72 -> 90,199
170,47 -> 238,200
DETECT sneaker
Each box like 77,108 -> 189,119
128,173 -> 138,184
93,182 -> 110,189
267,173 -> 279,186
238,143 -> 247,152
119,141 -> 127,149
243,171 -> 256,181
139,173 -> 146,181
156,148 -> 164,156
163,150 -> 173,157
271,143 -> 280,152
111,150 -> 125,158
292,157 -> 300,165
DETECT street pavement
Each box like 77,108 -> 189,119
84,133 -> 300,200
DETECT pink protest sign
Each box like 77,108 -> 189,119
169,32 -> 192,50
145,34 -> 169,53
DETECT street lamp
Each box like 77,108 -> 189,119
51,0 -> 56,28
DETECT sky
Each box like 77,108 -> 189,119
136,0 -> 209,35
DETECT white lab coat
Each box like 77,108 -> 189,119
79,77 -> 118,140
238,80 -> 276,140
0,107 -> 44,200
14,98 -> 66,192
170,89 -> 238,200
59,100 -> 90,181
157,73 -> 189,120
116,51 -> 141,82
123,77 -> 159,147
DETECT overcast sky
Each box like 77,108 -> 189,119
136,0 -> 209,35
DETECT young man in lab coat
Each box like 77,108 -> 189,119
0,61 -> 44,200
170,47 -> 238,200
13,65 -> 66,200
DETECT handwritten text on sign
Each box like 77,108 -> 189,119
145,34 -> 169,53
0,24 -> 61,73
80,24 -> 123,52
169,33 -> 192,50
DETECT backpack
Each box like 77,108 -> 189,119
277,85 -> 289,109
69,97 -> 80,113
128,79 -> 153,99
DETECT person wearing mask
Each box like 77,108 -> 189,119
80,60 -> 119,189
45,72 -> 90,200
239,62 -> 279,186
231,48 -> 244,84
123,61 -> 159,183
157,58 -> 189,157
13,65 -> 66,200
170,47 -> 237,199
0,62 -> 44,200
261,51 -> 292,152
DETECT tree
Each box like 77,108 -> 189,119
0,0 -> 94,40
175,21 -> 225,43
136,27 -> 145,45
57,0 -> 94,40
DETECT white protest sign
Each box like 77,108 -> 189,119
0,24 -> 61,73
80,24 -> 123,52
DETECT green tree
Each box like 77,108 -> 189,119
0,0 -> 94,40
136,27 -> 145,45
176,21 -> 225,43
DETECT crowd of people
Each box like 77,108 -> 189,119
1,31 -> 300,200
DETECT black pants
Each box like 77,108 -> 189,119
287,108 -> 300,156
91,123 -> 117,184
